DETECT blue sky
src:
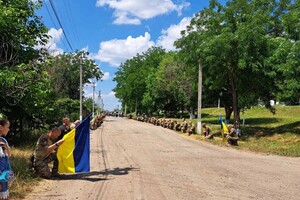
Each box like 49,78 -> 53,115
37,0 -> 218,111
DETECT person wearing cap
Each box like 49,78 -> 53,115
57,117 -> 71,141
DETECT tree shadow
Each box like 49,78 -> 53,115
241,121 -> 300,139
242,118 -> 279,125
203,117 -> 280,126
58,167 -> 139,182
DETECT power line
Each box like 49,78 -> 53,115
65,0 -> 82,48
48,0 -> 74,52
42,0 -> 69,51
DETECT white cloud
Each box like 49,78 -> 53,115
93,18 -> 191,66
96,0 -> 190,25
102,91 -> 120,111
81,46 -> 89,52
35,28 -> 64,56
94,32 -> 154,66
156,17 -> 191,51
101,72 -> 110,80
83,82 -> 97,99
103,91 -> 116,99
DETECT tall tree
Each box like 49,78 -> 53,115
267,0 -> 300,104
46,50 -> 103,100
0,0 -> 48,66
176,0 -> 283,127
114,47 -> 166,115
0,0 -> 52,141
143,52 -> 185,115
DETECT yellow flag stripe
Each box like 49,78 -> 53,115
57,129 -> 76,173
221,122 -> 228,142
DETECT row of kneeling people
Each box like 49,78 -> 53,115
135,116 -> 196,135
90,113 -> 106,130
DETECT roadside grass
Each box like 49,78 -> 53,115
10,147 -> 40,199
184,105 -> 300,157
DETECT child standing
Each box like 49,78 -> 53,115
0,118 -> 11,200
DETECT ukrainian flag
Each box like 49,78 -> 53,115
57,114 -> 91,173
221,122 -> 228,142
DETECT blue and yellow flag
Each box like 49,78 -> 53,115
221,122 -> 228,142
57,114 -> 91,173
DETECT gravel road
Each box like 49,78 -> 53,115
24,116 -> 300,200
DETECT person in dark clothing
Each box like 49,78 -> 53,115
52,117 -> 71,176
202,123 -> 212,137
57,117 -> 71,141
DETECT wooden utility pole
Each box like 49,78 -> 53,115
197,62 -> 202,134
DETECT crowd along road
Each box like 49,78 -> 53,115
25,116 -> 300,200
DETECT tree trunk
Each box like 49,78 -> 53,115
135,97 -> 138,116
229,40 -> 241,129
229,73 -> 240,129
224,106 -> 233,123
189,107 -> 195,119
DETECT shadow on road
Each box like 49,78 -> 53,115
58,167 -> 139,182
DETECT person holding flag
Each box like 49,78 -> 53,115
32,127 -> 64,179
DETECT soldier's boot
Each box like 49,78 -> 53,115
34,165 -> 52,179
52,160 -> 59,177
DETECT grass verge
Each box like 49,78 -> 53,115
184,105 -> 300,157
9,147 -> 41,199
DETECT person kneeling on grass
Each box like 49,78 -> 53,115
187,121 -> 195,136
32,127 -> 64,179
202,123 -> 213,139
226,125 -> 239,145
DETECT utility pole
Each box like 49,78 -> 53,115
80,56 -> 83,121
92,82 -> 95,118
197,62 -> 202,134
98,91 -> 101,111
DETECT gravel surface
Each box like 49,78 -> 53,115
24,116 -> 300,200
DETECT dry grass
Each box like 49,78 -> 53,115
9,147 -> 40,199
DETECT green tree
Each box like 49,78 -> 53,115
46,50 -> 103,100
0,0 -> 48,66
114,47 -> 166,115
143,52 -> 181,115
267,0 -> 300,104
0,62 -> 57,141
0,0 -> 53,142
176,0 -> 289,127
114,55 -> 144,114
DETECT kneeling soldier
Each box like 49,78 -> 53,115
33,127 -> 64,179
226,126 -> 239,145
187,121 -> 195,135
181,118 -> 187,133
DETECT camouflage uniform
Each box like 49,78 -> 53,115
226,127 -> 239,145
203,125 -> 212,137
174,122 -> 181,131
181,120 -> 187,133
187,122 -> 195,135
33,133 -> 58,179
